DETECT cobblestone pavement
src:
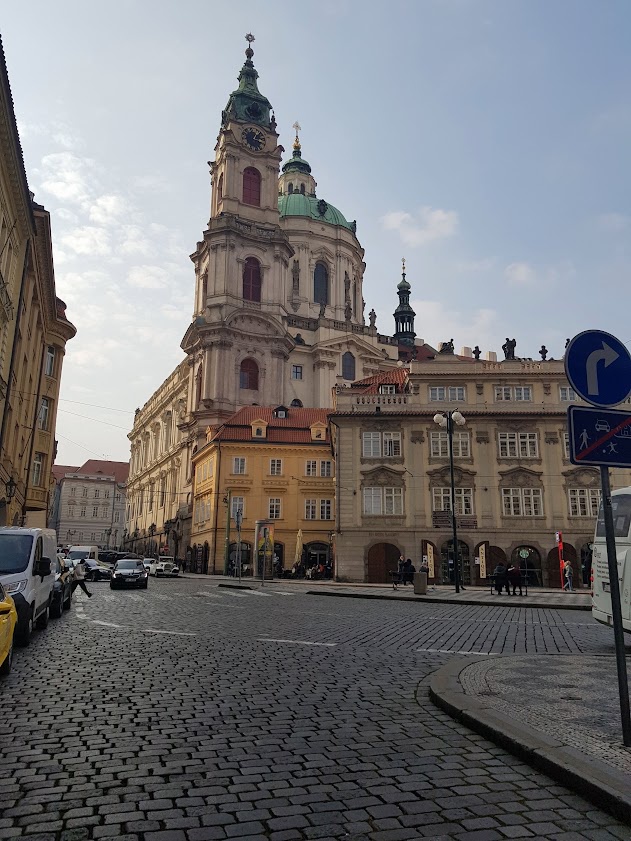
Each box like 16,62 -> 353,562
459,654 -> 631,774
1,578 -> 630,841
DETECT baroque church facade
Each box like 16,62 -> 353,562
126,38 -> 403,556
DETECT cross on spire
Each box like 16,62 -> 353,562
293,121 -> 302,150
402,256 -> 406,275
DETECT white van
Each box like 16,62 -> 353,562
0,527 -> 57,645
68,545 -> 99,563
592,487 -> 631,631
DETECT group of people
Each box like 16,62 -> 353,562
396,556 -> 430,585
492,561 -> 523,596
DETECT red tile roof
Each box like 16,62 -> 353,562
73,459 -> 130,484
349,368 -> 409,394
211,406 -> 331,445
51,464 -> 79,483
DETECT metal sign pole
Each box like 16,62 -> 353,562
600,465 -> 631,746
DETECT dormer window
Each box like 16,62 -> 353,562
288,183 -> 294,194
274,406 -> 288,419
380,384 -> 396,395
310,423 -> 327,441
255,428 -> 263,437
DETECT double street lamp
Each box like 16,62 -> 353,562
433,409 -> 466,593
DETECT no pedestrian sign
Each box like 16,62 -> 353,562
568,405 -> 631,468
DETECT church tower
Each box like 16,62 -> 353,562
182,35 -> 295,437
393,259 -> 416,346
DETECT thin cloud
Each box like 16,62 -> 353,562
127,265 -> 170,289
381,206 -> 459,247
505,262 -> 537,286
89,194 -> 129,226
37,151 -> 96,204
61,225 -> 111,256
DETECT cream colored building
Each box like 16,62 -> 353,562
0,39 -> 76,526
125,362 -> 193,560
330,356 -> 631,587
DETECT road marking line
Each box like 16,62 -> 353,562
257,637 -> 336,647
142,629 -> 197,637
243,590 -> 272,597
220,590 -> 249,598
92,620 -> 122,628
195,591 -> 223,597
416,648 -> 499,656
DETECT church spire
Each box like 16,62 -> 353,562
221,34 -> 274,130
393,257 -> 416,346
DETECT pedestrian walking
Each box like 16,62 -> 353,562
507,561 -> 522,596
71,559 -> 92,598
397,554 -> 405,586
563,559 -> 574,592
403,558 -> 415,585
493,562 -> 507,595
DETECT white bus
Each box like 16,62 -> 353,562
592,487 -> 631,632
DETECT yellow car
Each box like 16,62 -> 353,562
0,582 -> 17,675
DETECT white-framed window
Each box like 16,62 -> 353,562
104,490 -> 110,499
563,432 -> 570,459
560,386 -> 577,402
502,487 -> 543,516
320,460 -> 332,477
231,496 -> 245,519
382,432 -> 402,457
92,506 -> 98,517
38,397 -> 50,430
82,487 -> 88,498
233,457 -> 246,475
429,386 -> 446,401
115,492 -> 121,502
432,487 -> 474,515
379,384 -> 396,395
80,507 -> 86,518
32,453 -> 44,488
430,431 -> 470,458
70,487 -> 76,497
305,460 -> 317,477
568,488 -> 601,517
94,489 -> 100,499
514,386 -> 532,401
305,499 -> 316,520
291,364 -> 303,380
362,487 -> 403,516
362,431 -> 381,457
270,459 -> 282,476
101,507 -> 108,519
45,346 -> 55,377
448,386 -> 466,402
114,511 -> 120,523
269,498 -> 281,519
320,499 -> 332,520
494,386 -> 512,402
498,432 -> 538,458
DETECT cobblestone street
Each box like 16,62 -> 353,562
1,577 -> 630,841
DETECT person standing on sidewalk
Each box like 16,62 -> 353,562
507,561 -> 523,596
563,559 -> 574,592
72,559 -> 93,598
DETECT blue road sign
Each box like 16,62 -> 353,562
568,405 -> 631,468
565,330 -> 631,408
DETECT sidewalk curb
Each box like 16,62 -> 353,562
304,589 -> 591,611
428,656 -> 631,825
217,583 -> 255,591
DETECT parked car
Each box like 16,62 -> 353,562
142,558 -> 152,573
83,559 -> 112,582
0,527 -> 56,646
110,559 -> 149,589
68,545 -> 100,563
149,557 -> 179,577
50,556 -> 73,618
98,551 -> 120,566
0,583 -> 17,675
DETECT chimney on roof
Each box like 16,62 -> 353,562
460,346 -> 473,358
485,351 -> 497,362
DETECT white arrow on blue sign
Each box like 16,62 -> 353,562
565,330 -> 631,408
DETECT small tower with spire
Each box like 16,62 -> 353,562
278,121 -> 318,197
393,258 -> 416,346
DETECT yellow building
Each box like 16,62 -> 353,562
190,406 -> 334,575
0,39 -> 76,527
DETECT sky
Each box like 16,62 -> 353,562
2,0 -> 631,465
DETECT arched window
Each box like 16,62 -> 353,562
240,358 -> 259,390
300,183 -> 305,195
243,257 -> 261,302
342,352 -> 356,381
217,173 -> 223,203
288,183 -> 294,194
243,167 -> 261,206
290,399 -> 303,408
314,262 -> 328,305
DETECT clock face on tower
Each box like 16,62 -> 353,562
241,127 -> 265,152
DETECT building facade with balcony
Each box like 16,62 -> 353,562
0,38 -> 76,527
330,359 -> 631,587
190,406 -> 334,575
125,361 -> 193,560
51,460 -> 128,548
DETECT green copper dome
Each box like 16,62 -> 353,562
278,193 -> 356,233
222,40 -> 273,129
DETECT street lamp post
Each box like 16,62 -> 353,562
433,410 -> 466,593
